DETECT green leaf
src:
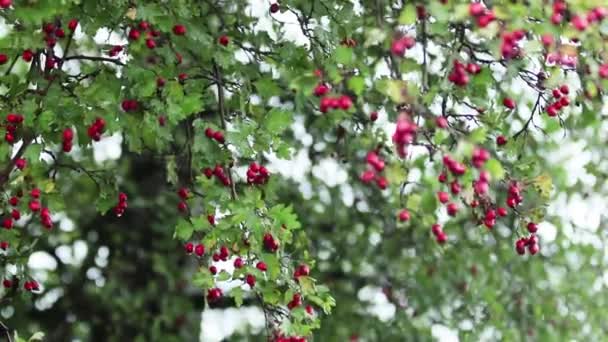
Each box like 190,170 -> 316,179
232,286 -> 244,307
347,76 -> 365,96
263,109 -> 293,133
399,4 -> 416,25
174,219 -> 194,240
335,46 -> 353,65
485,159 -> 505,181
28,332 -> 45,342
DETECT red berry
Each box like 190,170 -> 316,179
207,287 -> 223,302
218,35 -> 230,46
0,241 -> 7,250
177,201 -> 188,212
15,158 -> 26,170
0,54 -> 8,65
313,83 -> 329,97
177,187 -> 189,199
173,24 -> 187,36
0,0 -> 11,8
256,261 -> 267,271
446,202 -> 458,216
8,197 -> 18,206
245,274 -> 256,287
497,207 -> 508,217
435,116 -> 448,128
496,135 -> 507,146
209,265 -> 218,275
436,232 -> 447,244
178,73 -> 188,82
559,84 -> 569,95
10,209 -> 20,220
22,49 -> 34,62
338,95 -> 353,110
55,28 -> 65,38
184,242 -> 194,254
450,181 -> 461,195
469,2 -> 485,16
30,188 -> 41,198
370,111 -> 378,121
431,224 -> 442,236
212,131 -> 225,143
234,257 -> 244,268
503,98 -> 516,109
145,38 -> 156,49
2,279 -> 11,289
128,29 -> 141,40
398,209 -> 410,222
194,244 -> 205,257
437,191 -> 449,204
2,218 -> 12,229
527,222 -> 538,233
68,19 -> 78,31
528,243 -> 539,255
269,3 -> 280,13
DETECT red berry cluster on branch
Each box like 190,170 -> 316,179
515,233 -> 540,256
431,224 -> 447,244
23,280 -> 39,292
390,35 -> 415,57
246,162 -> 269,185
114,192 -> 128,217
469,2 -> 495,27
5,113 -> 24,144
448,60 -> 481,86
392,113 -> 417,158
87,117 -> 105,141
546,85 -> 571,117
205,127 -> 225,144
319,94 -> 352,113
360,150 -> 388,190
501,30 -> 525,60
62,127 -> 74,152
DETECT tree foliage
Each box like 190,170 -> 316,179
1,0 -> 608,341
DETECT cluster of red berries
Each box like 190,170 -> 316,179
204,127 -> 225,144
287,292 -> 302,310
212,246 -> 230,262
431,224 -> 447,244
550,1 -> 567,25
441,155 -> 466,176
393,114 -> 417,158
500,30 -> 525,60
246,163 -> 269,185
506,181 -> 524,208
128,21 -> 163,49
42,19 -> 76,49
546,85 -> 570,117
23,280 -> 40,292
263,233 -> 279,252
87,117 -> 106,141
360,151 -> 388,190
184,242 -> 205,256
515,230 -> 540,255
121,99 -> 139,112
319,94 -> 353,113
24,188 -> 53,229
469,2 -> 496,27
203,165 -> 232,187
471,146 -> 490,169
448,60 -> 480,86
62,127 -> 74,152
177,187 -> 189,213
390,35 -> 415,57
5,113 -> 24,144
114,192 -> 128,217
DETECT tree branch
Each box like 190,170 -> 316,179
63,55 -> 125,66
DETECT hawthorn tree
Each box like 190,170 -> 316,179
1,0 -> 608,341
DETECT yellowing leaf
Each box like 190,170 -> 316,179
531,173 -> 553,201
